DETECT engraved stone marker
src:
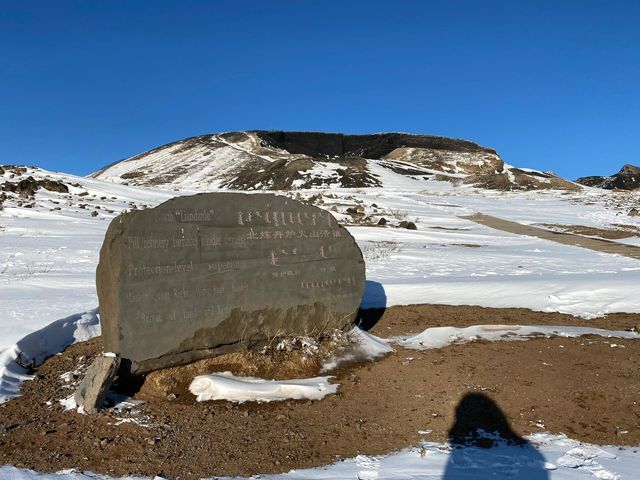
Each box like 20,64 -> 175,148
97,193 -> 365,374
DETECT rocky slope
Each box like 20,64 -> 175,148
91,131 -> 580,192
576,164 -> 640,190
0,164 -> 176,221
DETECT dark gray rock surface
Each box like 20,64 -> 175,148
74,355 -> 121,414
97,193 -> 365,374
254,131 -> 497,157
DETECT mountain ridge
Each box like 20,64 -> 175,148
90,130 -> 580,192
576,164 -> 640,191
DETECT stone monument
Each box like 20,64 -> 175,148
97,193 -> 365,374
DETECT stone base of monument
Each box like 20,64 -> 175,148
135,330 -> 352,401
73,353 -> 121,414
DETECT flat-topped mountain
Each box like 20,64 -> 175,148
91,131 -> 579,192
253,131 -> 497,158
576,164 -> 640,191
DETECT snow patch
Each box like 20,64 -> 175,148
397,325 -> 639,350
189,371 -> 339,403
58,394 -> 77,411
321,327 -> 394,371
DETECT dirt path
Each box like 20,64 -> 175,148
463,213 -> 640,260
1,304 -> 639,479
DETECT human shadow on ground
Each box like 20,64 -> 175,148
355,280 -> 387,331
443,393 -> 550,479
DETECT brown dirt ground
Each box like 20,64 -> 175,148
1,303 -> 639,479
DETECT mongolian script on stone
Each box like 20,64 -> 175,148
97,193 -> 366,374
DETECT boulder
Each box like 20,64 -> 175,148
97,192 -> 366,374
16,176 -> 38,197
37,178 -> 69,193
398,221 -> 417,230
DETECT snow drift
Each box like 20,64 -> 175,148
189,372 -> 339,403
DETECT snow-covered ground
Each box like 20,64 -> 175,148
0,433 -> 638,480
220,433 -> 640,480
1,165 -> 640,478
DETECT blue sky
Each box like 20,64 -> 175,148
1,0 -> 638,178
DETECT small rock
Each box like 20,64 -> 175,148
629,208 -> 639,217
37,179 -> 69,193
166,393 -> 177,401
73,354 -> 121,414
398,221 -> 417,230
91,211 -> 99,217
377,217 -> 387,226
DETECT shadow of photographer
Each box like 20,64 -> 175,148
444,393 -> 550,479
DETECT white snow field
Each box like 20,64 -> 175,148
1,165 -> 640,478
